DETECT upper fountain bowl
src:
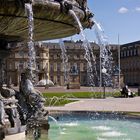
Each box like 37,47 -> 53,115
0,0 -> 94,42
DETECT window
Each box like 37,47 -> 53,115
124,51 -> 126,57
50,54 -> 53,58
50,64 -> 53,71
50,76 -> 53,82
19,61 -> 24,70
57,63 -> 61,72
121,52 -> 123,58
127,50 -> 129,57
130,50 -> 133,56
57,76 -> 60,83
134,49 -> 137,56
54,55 -> 57,59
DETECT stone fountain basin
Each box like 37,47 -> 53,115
5,131 -> 25,140
6,125 -> 26,135
0,0 -> 93,42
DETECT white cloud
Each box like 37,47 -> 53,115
118,7 -> 129,14
135,7 -> 140,12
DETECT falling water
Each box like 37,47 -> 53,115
48,115 -> 61,133
25,3 -> 36,80
94,20 -> 113,86
69,10 -> 99,86
59,39 -> 69,84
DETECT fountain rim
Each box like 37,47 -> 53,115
48,110 -> 140,120
0,0 -> 94,42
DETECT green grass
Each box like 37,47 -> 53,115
44,97 -> 77,106
43,91 -> 121,99
43,91 -> 132,106
43,91 -> 138,106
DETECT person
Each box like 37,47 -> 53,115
128,88 -> 135,98
121,85 -> 129,97
121,85 -> 135,98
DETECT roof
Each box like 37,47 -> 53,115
121,40 -> 140,48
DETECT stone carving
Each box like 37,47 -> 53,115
70,63 -> 79,75
0,87 -> 19,128
19,70 -> 48,121
0,0 -> 94,41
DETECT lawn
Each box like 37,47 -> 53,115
43,91 -> 122,106
43,91 -> 121,99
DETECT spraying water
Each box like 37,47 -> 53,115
59,39 -> 69,85
25,3 -> 36,80
69,10 -> 99,86
94,20 -> 113,87
49,115 -> 61,133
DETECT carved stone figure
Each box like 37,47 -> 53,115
19,70 -> 48,120
0,87 -> 19,128
70,63 -> 79,75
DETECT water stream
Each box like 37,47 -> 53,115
48,115 -> 62,133
69,10 -> 99,87
59,39 -> 69,84
94,20 -> 113,87
25,3 -> 36,80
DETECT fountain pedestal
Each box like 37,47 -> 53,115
68,64 -> 80,89
0,87 -> 26,140
26,118 -> 50,140
68,74 -> 80,89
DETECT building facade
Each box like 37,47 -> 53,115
5,41 -> 119,87
43,41 -> 100,86
120,41 -> 140,86
6,43 -> 49,86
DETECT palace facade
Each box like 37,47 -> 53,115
5,41 -> 119,86
5,43 -> 49,86
120,40 -> 140,86
43,41 -> 100,86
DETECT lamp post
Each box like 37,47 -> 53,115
118,35 -> 121,89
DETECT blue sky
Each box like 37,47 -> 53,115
71,0 -> 140,44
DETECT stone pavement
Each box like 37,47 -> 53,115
12,86 -> 139,112
46,97 -> 140,113
13,86 -> 138,93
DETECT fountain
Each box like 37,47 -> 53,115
59,39 -> 69,85
94,20 -> 113,87
0,0 -> 93,42
1,1 -> 139,140
49,112 -> 140,140
0,0 -> 94,139
69,10 -> 99,87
